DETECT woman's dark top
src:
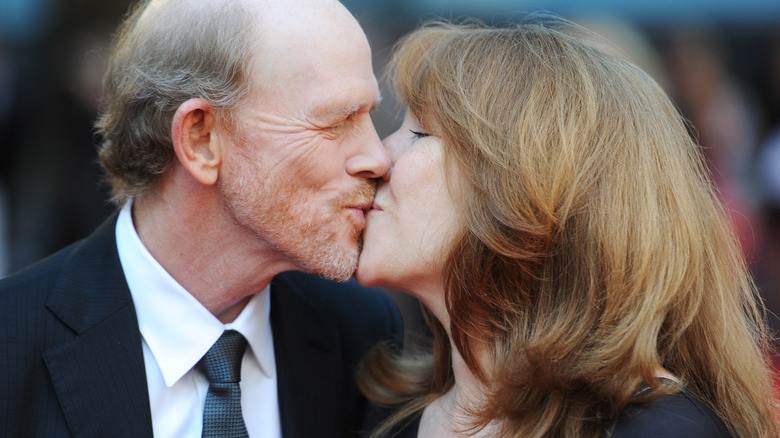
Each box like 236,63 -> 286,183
608,390 -> 732,437
373,389 -> 733,437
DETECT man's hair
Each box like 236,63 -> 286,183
358,20 -> 778,438
96,0 -> 256,204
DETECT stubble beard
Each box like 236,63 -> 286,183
218,157 -> 375,282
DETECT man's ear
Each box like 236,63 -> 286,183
171,98 -> 222,186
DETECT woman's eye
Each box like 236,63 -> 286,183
410,130 -> 430,139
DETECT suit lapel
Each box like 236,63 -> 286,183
43,216 -> 153,438
271,273 -> 346,438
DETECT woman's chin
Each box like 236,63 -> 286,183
356,253 -> 395,288
354,255 -> 377,287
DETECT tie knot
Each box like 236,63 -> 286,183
197,330 -> 248,384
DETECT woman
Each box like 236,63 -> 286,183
355,21 -> 779,437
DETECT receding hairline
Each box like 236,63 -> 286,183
135,0 -> 252,29
255,0 -> 369,59
125,0 -> 374,113
133,0 -> 362,49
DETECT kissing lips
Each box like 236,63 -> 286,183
346,200 -> 373,228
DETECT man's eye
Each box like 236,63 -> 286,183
410,130 -> 430,139
323,114 -> 359,137
327,123 -> 345,135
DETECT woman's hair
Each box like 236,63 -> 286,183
96,0 -> 257,205
358,20 -> 778,437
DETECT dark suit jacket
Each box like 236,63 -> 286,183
0,214 -> 403,437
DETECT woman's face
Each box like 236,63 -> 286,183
356,111 -> 461,296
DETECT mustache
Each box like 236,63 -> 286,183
339,180 -> 377,207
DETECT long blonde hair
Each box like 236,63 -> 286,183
358,20 -> 778,437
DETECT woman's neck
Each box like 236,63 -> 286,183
449,339 -> 488,406
419,314 -> 499,437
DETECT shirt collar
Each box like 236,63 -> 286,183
115,200 -> 274,387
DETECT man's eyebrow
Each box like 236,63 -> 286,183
332,104 -> 362,119
317,94 -> 383,121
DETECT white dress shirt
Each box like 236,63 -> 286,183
115,201 -> 281,438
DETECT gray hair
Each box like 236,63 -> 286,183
96,0 -> 257,204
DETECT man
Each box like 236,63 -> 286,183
0,0 -> 402,437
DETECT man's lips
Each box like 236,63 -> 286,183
346,201 -> 373,223
348,201 -> 373,214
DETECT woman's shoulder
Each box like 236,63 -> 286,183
608,390 -> 733,438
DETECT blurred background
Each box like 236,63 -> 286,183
1,0 -> 779,360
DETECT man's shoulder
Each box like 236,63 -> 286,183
271,271 -> 403,339
0,214 -> 120,312
0,242 -> 80,299
272,271 -> 396,313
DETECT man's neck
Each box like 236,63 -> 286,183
131,182 -> 294,323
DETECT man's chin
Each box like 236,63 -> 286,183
314,263 -> 356,282
306,244 -> 359,282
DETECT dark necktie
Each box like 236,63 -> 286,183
197,330 -> 250,438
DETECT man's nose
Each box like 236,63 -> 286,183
346,122 -> 391,179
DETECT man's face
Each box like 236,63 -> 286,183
218,8 -> 389,281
